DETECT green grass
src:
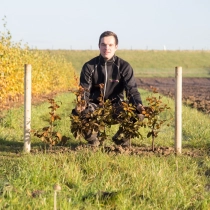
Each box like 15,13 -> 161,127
48,50 -> 210,77
1,152 -> 209,209
0,91 -> 210,209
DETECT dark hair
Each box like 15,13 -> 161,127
99,31 -> 118,45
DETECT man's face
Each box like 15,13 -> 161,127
99,36 -> 118,60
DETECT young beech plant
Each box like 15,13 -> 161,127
33,98 -> 69,147
70,84 -> 117,142
70,85 -> 172,150
70,85 -> 144,145
143,87 -> 172,151
116,101 -> 144,145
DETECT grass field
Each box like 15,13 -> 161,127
0,49 -> 210,209
49,50 -> 210,77
0,90 -> 210,209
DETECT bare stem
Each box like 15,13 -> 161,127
54,191 -> 57,210
152,136 -> 155,152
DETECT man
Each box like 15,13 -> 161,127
72,31 -> 144,146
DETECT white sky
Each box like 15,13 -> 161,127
0,0 -> 210,50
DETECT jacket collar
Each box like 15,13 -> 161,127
99,55 -> 116,65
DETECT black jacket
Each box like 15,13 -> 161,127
80,55 -> 142,105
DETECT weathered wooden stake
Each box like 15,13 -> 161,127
24,64 -> 32,153
175,66 -> 182,154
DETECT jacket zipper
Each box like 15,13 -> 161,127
104,62 -> 108,100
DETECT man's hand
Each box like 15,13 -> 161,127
136,104 -> 145,121
75,101 -> 86,114
136,104 -> 145,113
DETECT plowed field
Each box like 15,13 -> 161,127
1,78 -> 210,114
136,78 -> 210,114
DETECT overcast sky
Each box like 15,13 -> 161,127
0,0 -> 210,50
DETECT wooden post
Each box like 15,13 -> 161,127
175,66 -> 182,154
24,64 -> 32,153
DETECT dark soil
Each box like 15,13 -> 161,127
136,77 -> 210,114
2,78 -> 210,114
28,143 -> 210,158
